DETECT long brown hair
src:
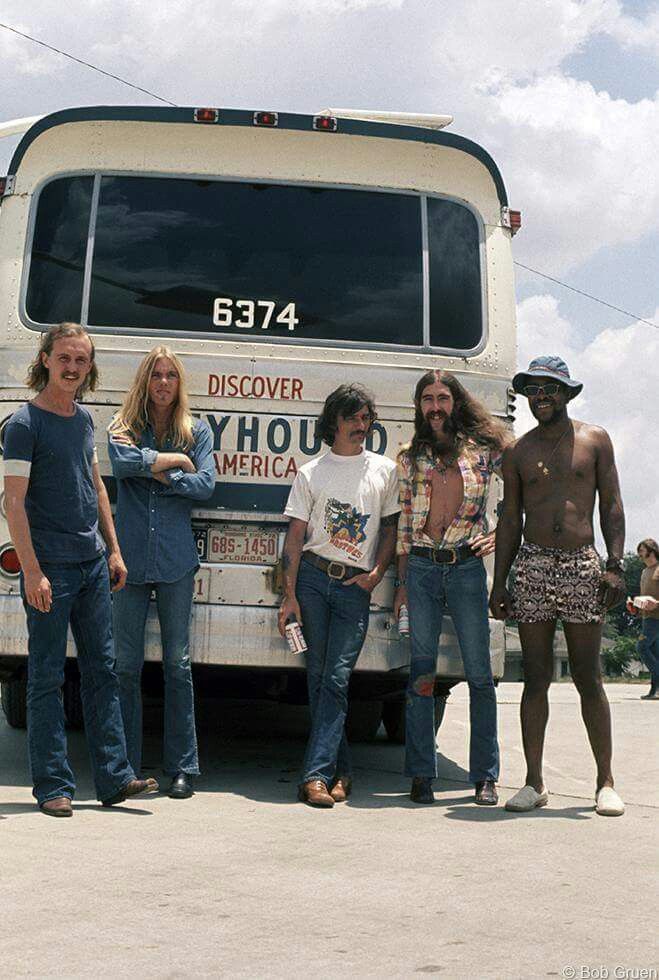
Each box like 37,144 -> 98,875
637,538 -> 659,561
399,369 -> 509,468
109,346 -> 194,451
26,322 -> 98,398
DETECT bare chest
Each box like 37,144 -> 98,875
423,465 -> 465,540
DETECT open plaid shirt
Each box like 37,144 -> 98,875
397,439 -> 502,556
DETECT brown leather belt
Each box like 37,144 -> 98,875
410,545 -> 476,565
302,551 -> 369,581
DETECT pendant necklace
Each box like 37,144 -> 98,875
433,449 -> 458,485
537,423 -> 571,476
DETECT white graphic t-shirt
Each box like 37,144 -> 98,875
284,449 -> 400,569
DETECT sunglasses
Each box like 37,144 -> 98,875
523,383 -> 562,397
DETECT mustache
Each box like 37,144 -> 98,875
415,410 -> 457,441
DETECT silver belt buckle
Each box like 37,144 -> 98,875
327,561 -> 346,580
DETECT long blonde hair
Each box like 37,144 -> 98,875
110,346 -> 194,451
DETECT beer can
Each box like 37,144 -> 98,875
398,604 -> 410,636
285,620 -> 308,654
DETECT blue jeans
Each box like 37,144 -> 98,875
296,560 -> 371,785
22,556 -> 135,806
638,619 -> 659,687
405,554 -> 499,782
113,570 -> 199,777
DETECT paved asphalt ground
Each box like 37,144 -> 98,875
1,682 -> 657,979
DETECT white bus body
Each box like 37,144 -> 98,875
0,106 -> 517,734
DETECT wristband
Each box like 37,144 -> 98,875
394,578 -> 407,588
605,557 -> 623,573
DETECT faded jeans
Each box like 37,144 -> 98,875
296,560 -> 371,785
405,553 -> 499,783
638,618 -> 659,688
113,569 -> 199,777
22,555 -> 135,805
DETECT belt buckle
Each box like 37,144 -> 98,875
327,561 -> 346,580
433,547 -> 456,564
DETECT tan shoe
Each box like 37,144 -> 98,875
102,777 -> 159,807
330,777 -> 352,803
39,796 -> 73,818
298,779 -> 335,808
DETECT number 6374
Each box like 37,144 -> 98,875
212,297 -> 300,332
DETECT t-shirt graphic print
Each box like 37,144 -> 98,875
324,497 -> 371,562
284,449 -> 400,570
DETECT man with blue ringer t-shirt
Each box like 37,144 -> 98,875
3,323 -> 158,816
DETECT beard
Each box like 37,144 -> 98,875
415,409 -> 457,449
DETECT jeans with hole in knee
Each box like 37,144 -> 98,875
405,554 -> 499,782
638,619 -> 659,688
22,555 -> 135,806
113,569 -> 199,777
296,560 -> 370,786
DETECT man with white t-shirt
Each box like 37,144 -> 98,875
278,385 -> 400,808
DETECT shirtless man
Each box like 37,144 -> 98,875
489,355 -> 626,816
395,370 -> 509,805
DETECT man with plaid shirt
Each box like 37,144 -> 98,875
394,370 -> 509,805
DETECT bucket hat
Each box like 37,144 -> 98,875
512,355 -> 583,397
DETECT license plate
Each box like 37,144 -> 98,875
208,526 -> 279,565
193,528 -> 208,561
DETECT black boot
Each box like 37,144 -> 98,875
410,777 -> 434,804
169,773 -> 194,799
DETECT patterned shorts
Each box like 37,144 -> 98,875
512,543 -> 604,624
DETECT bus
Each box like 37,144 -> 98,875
0,105 -> 519,739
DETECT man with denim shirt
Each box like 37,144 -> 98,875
394,369 -> 509,806
108,347 -> 215,799
3,323 -> 158,816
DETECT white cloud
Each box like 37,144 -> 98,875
515,294 -> 659,550
490,74 -> 659,269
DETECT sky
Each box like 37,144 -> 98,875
0,0 -> 657,550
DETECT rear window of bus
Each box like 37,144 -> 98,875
23,175 -> 483,351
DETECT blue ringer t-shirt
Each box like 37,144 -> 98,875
3,402 -> 104,564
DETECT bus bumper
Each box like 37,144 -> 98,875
0,593 -> 505,680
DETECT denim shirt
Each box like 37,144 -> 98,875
108,419 -> 215,584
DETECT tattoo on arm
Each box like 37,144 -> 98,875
281,552 -> 291,571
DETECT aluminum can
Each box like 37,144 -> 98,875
398,604 -> 410,636
285,620 -> 308,654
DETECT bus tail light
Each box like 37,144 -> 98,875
313,114 -> 338,132
253,111 -> 278,127
193,108 -> 219,123
0,546 -> 20,577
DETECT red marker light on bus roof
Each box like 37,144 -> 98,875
501,206 -> 522,236
253,111 -> 278,127
193,108 -> 220,123
312,114 -> 338,132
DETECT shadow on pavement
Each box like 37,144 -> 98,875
444,803 -> 593,821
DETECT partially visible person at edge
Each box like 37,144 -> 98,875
626,538 -> 659,700
277,384 -> 399,808
108,346 -> 215,800
2,323 -> 158,816
394,370 -> 510,806
490,355 -> 626,817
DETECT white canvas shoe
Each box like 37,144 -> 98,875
595,786 -> 625,816
505,785 -> 549,812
